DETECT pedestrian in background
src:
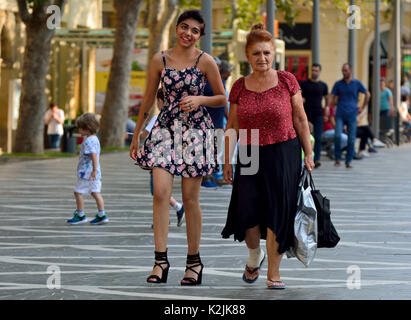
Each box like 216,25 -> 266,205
322,104 -> 349,159
218,59 -> 233,184
401,78 -> 410,100
129,9 -> 227,285
356,102 -> 381,158
399,94 -> 411,141
202,58 -> 232,186
67,113 -> 108,225
300,63 -> 329,168
201,56 -> 225,188
330,63 -> 370,168
379,78 -> 394,136
219,60 -> 232,129
125,117 -> 136,147
45,103 -> 65,149
221,22 -> 314,290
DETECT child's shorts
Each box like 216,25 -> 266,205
74,178 -> 102,194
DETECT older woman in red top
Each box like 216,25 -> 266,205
221,23 -> 314,290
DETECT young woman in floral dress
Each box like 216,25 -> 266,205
129,10 -> 226,286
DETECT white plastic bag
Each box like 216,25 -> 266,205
286,169 -> 318,267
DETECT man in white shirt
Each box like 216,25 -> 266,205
45,103 -> 65,149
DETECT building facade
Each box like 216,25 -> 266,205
1,0 -> 410,153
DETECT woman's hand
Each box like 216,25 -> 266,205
129,134 -> 140,161
179,96 -> 202,113
223,164 -> 234,185
304,155 -> 315,173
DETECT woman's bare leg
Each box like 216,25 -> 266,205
180,176 -> 203,283
243,226 -> 262,281
149,168 -> 174,279
266,228 -> 283,281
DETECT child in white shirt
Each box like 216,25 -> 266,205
67,113 -> 108,225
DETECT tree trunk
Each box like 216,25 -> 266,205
99,0 -> 143,148
143,0 -> 178,118
14,0 -> 66,153
147,0 -> 179,62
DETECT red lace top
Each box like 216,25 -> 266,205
229,70 -> 301,146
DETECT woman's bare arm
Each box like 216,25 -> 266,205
129,52 -> 162,160
223,102 -> 239,184
224,102 -> 239,165
179,53 -> 227,111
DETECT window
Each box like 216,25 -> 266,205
285,52 -> 311,81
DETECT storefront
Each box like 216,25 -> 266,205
280,22 -> 311,81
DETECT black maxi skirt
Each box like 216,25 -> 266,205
221,137 -> 302,254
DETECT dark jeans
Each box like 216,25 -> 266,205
403,121 -> 411,137
48,134 -> 62,149
125,136 -> 133,147
335,113 -> 357,164
309,115 -> 324,162
356,125 -> 374,151
380,110 -> 393,133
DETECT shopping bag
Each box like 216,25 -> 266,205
286,169 -> 317,267
309,173 -> 340,248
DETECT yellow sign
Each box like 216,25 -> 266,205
95,71 -> 146,92
95,48 -> 148,114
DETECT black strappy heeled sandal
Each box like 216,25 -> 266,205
180,253 -> 204,286
147,250 -> 170,283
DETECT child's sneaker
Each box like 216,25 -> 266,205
67,211 -> 88,225
90,214 -> 109,225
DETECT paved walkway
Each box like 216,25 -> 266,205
1,145 -> 411,300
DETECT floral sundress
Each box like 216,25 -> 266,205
135,51 -> 217,178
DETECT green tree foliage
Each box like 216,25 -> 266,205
225,0 -> 311,30
223,0 -> 395,31
321,0 -> 394,30
228,0 -> 265,30
178,0 -> 201,9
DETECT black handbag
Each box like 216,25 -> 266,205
308,172 -> 340,248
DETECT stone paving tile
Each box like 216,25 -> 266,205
1,145 -> 411,300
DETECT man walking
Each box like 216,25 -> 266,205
300,63 -> 329,168
330,63 -> 370,168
